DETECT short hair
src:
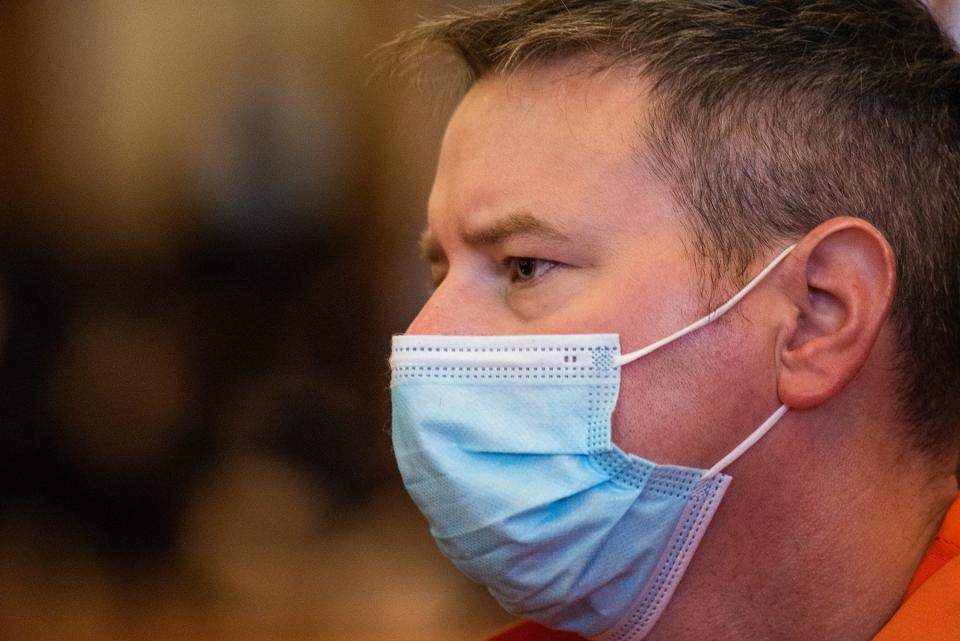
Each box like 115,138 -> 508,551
384,1 -> 960,459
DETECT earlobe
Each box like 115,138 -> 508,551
777,217 -> 896,409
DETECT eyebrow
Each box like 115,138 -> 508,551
419,211 -> 569,263
463,211 -> 569,246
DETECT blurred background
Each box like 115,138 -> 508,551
0,2 -> 514,640
0,2 -> 957,641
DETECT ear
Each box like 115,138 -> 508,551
776,216 -> 896,409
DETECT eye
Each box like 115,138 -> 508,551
508,257 -> 556,284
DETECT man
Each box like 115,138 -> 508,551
385,2 -> 960,640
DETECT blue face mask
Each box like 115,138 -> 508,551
390,246 -> 794,640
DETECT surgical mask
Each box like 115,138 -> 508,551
390,245 -> 794,640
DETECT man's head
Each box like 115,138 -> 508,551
389,0 -> 960,467
387,2 -> 960,637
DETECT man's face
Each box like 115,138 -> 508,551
407,64 -> 780,468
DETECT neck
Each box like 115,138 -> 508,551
643,416 -> 958,641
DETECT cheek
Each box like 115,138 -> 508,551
609,350 -> 701,464
608,324 -> 765,468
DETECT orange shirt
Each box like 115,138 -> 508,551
872,493 -> 960,640
488,493 -> 960,641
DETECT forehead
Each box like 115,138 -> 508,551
426,63 -> 679,245
449,63 -> 648,149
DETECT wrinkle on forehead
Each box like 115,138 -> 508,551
423,58 -> 681,274
431,65 -> 656,219
465,62 -> 653,152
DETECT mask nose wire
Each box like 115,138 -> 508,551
613,244 -> 797,368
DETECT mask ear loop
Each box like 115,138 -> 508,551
614,244 -> 797,368
611,245 -> 796,480
701,404 -> 788,479
614,245 -> 796,367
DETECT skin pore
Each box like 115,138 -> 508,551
406,62 -> 959,641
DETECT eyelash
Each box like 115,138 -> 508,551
426,256 -> 558,291
506,256 -> 557,284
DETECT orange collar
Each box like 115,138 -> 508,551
903,491 -> 960,598
872,492 -> 960,641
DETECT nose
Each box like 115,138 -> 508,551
406,278 -> 489,336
